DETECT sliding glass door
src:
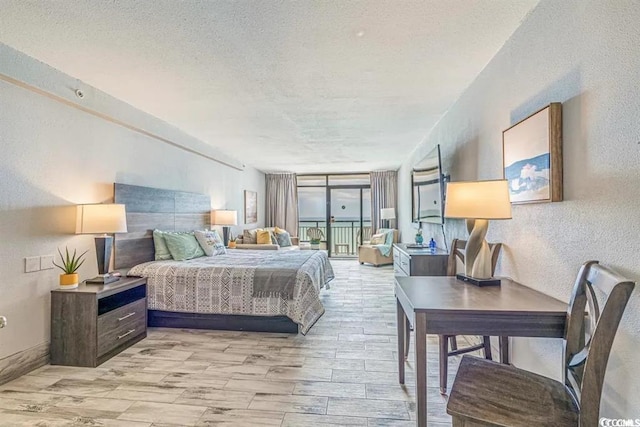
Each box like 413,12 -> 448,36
328,188 -> 371,257
298,185 -> 327,250
298,174 -> 370,257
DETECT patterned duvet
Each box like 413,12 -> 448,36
127,249 -> 334,334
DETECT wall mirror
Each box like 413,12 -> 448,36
412,144 -> 446,224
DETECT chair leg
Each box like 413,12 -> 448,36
482,336 -> 492,360
499,336 -> 510,364
449,336 -> 458,351
439,335 -> 449,394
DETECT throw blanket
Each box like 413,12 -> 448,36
128,250 -> 334,334
253,250 -> 315,299
373,228 -> 394,257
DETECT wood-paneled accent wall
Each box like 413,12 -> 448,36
114,183 -> 211,269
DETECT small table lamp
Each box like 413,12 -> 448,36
444,180 -> 511,286
76,204 -> 128,285
212,210 -> 237,246
381,208 -> 396,229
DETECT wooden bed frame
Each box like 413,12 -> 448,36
113,183 -> 299,334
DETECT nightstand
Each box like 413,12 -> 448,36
50,276 -> 147,367
393,243 -> 448,276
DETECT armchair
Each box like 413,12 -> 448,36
358,229 -> 399,267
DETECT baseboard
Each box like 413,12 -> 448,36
0,342 -> 49,386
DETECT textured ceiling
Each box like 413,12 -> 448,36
0,1 -> 538,173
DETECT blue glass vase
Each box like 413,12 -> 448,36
415,234 -> 424,245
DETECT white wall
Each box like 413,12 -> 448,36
398,0 -> 640,418
0,44 -> 265,361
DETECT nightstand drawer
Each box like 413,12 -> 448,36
97,298 -> 146,357
396,252 -> 410,276
97,314 -> 146,357
98,298 -> 146,334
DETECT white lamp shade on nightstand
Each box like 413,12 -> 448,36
211,210 -> 238,226
76,204 -> 128,234
75,204 -> 128,285
212,210 -> 238,246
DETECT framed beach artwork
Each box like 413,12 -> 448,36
244,190 -> 258,224
502,103 -> 563,204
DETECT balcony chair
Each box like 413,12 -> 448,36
306,227 -> 325,244
437,238 -> 502,394
447,260 -> 635,426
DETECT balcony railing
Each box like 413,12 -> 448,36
299,220 -> 372,256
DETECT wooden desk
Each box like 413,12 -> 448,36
395,276 -> 567,427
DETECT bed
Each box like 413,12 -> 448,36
114,183 -> 333,334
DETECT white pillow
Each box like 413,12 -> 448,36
194,230 -> 227,256
370,233 -> 386,245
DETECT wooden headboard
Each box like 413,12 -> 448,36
114,183 -> 211,269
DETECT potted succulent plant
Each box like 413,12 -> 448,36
53,247 -> 87,289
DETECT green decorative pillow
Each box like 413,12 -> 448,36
153,229 -> 173,260
163,232 -> 205,261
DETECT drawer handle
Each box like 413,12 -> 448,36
118,329 -> 136,340
118,312 -> 136,322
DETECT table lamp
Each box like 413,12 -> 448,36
444,180 -> 511,286
212,210 -> 237,246
76,204 -> 128,284
381,208 -> 396,229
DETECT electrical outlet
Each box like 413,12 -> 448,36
40,255 -> 54,270
25,257 -> 40,273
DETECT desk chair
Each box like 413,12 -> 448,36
438,239 -> 502,394
447,261 -> 635,426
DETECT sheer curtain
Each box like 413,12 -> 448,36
265,173 -> 299,235
370,170 -> 398,231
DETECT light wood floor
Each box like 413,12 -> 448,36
0,260 -> 475,426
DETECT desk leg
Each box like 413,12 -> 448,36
499,336 -> 510,364
415,312 -> 427,427
396,299 -> 406,384
405,317 -> 411,360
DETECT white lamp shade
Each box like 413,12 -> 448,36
76,204 -> 128,234
211,210 -> 238,226
380,208 -> 396,220
444,180 -> 512,220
